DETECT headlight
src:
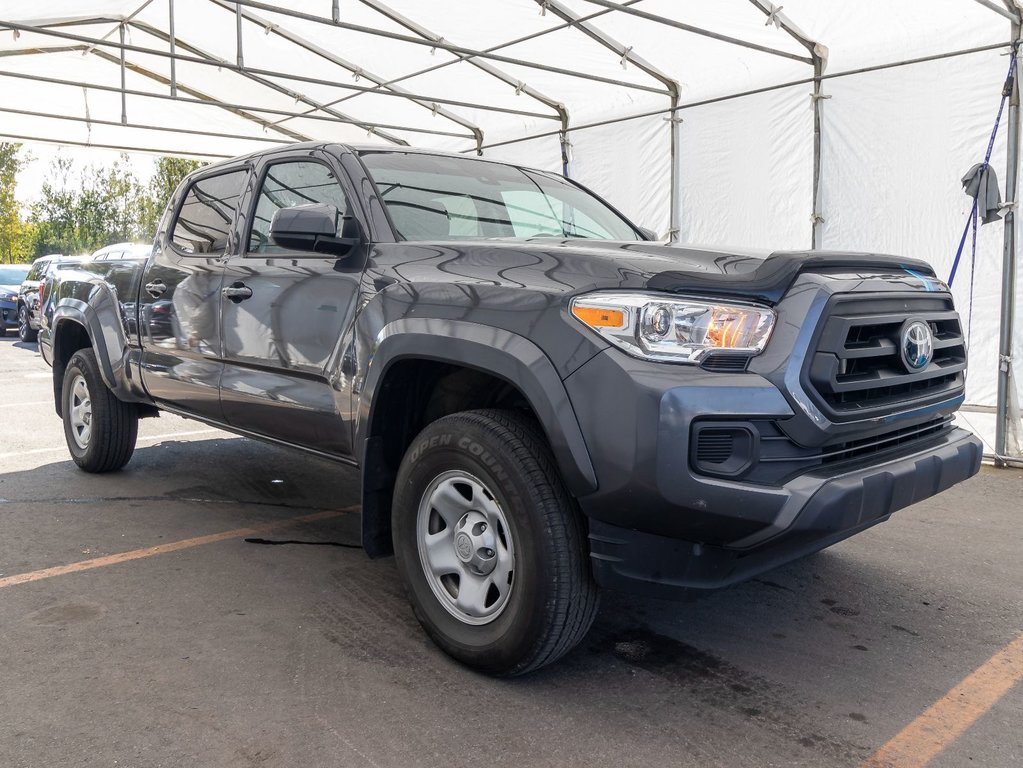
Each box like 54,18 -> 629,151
570,292 -> 775,363
1,292 -> 16,303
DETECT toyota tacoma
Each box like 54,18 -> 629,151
38,143 -> 982,675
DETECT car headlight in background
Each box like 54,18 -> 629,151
570,292 -> 775,363
1,292 -> 17,303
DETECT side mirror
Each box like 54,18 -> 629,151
637,226 -> 659,241
269,203 -> 363,257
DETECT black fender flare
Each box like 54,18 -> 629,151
50,289 -> 139,408
356,319 -> 598,555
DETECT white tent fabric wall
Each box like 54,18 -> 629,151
676,83 -> 814,250
815,49 -> 1015,455
1,0 -> 1022,458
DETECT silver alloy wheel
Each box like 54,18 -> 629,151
68,374 -> 92,450
416,470 -> 516,626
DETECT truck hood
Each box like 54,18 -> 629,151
397,240 -> 940,305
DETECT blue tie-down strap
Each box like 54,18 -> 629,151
947,50 -> 1017,288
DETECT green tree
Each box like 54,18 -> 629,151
138,156 -> 203,237
29,153 -> 204,258
0,142 -> 35,263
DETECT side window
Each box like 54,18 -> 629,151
171,169 -> 248,255
27,262 -> 44,280
248,161 -> 348,253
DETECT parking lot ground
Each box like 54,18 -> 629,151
0,333 -> 1020,768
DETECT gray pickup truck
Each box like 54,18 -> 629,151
39,143 -> 982,675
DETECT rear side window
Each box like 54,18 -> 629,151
27,261 -> 46,280
248,161 -> 348,253
171,170 -> 248,255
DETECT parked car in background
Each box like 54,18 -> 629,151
90,242 -> 153,262
1,263 -> 32,336
16,254 -> 66,342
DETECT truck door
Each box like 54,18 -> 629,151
138,167 -> 248,421
218,153 -> 361,457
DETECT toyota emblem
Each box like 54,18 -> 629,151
900,320 -> 933,372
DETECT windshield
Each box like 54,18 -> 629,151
0,265 -> 31,284
360,151 -> 641,242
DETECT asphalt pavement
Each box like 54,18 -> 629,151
0,332 -> 1020,768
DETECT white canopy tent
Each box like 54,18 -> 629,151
1,0 -> 1021,462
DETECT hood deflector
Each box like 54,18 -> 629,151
646,251 -> 939,305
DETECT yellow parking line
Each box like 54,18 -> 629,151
0,507 -> 358,590
862,631 -> 1023,768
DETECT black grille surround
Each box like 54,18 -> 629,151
802,293 -> 966,422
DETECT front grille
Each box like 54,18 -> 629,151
805,294 -> 966,419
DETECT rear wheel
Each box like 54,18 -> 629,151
61,348 -> 138,472
392,409 -> 599,676
17,305 -> 37,342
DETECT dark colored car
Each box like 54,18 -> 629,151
38,143 -> 982,676
1,263 -> 32,335
16,254 -> 67,342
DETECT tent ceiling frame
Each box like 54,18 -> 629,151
0,105 -> 295,145
0,131 -> 233,158
536,0 -> 681,239
226,0 -> 670,96
91,46 -> 314,142
578,0 -> 813,64
0,67 -> 476,140
120,19 -> 409,145
0,19 -> 566,122
317,0 -> 642,121
973,0 -> 1022,23
204,0 -> 484,152
0,42 -> 311,141
356,0 -> 567,160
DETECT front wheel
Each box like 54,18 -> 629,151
17,305 -> 37,342
392,409 -> 599,676
61,348 -> 138,472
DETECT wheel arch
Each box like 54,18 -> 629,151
356,319 -> 598,557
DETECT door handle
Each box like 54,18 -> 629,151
144,280 -> 167,298
222,282 -> 253,303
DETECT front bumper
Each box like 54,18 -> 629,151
1,301 -> 17,331
587,425 -> 981,597
564,348 -> 983,598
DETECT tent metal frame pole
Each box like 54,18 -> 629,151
118,22 -> 127,124
996,31 -> 1021,466
0,19 -> 566,121
225,0 -> 670,95
470,41 -> 1012,153
747,1 -> 823,249
168,0 -> 176,96
0,105 -> 297,144
536,0 -> 682,239
235,1 -> 243,67
107,25 -> 407,145
973,0 -> 1021,23
578,0 -> 812,64
357,0 -> 568,157
0,131 -> 232,158
0,67 -> 476,140
316,0 -> 639,120
812,54 -> 824,249
204,2 -> 484,153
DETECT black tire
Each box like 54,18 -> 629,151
392,408 -> 599,676
18,304 -> 37,342
61,348 -> 138,473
